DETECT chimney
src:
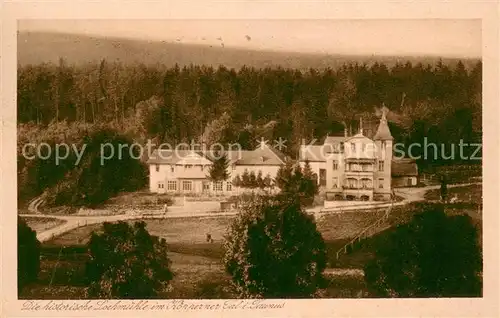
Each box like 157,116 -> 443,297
344,127 -> 348,137
359,117 -> 364,135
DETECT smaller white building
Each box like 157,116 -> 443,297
147,143 -> 287,194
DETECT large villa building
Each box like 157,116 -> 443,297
147,109 -> 418,200
298,110 -> 418,201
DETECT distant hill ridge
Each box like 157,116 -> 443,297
18,31 -> 480,70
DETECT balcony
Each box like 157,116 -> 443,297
345,171 -> 374,178
342,186 -> 374,190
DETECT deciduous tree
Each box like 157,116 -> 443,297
18,217 -> 41,294
85,221 -> 173,299
364,204 -> 482,297
223,194 -> 327,298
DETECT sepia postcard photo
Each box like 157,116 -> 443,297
1,1 -> 499,317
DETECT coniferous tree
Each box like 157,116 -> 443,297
208,152 -> 230,182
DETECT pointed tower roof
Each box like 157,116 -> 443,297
373,107 -> 393,140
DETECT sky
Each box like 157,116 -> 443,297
18,19 -> 481,58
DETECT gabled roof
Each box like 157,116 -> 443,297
392,158 -> 418,177
236,144 -> 286,165
344,132 -> 373,142
148,149 -> 206,165
324,136 -> 346,145
147,143 -> 286,166
299,145 -> 327,162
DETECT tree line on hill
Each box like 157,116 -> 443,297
18,59 -> 482,159
17,59 -> 482,207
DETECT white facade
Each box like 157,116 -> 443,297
148,143 -> 286,195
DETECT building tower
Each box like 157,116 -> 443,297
373,107 -> 394,200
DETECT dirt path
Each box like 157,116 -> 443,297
22,182 -> 481,243
20,210 -> 239,242
394,182 -> 481,203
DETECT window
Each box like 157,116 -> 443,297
167,180 -> 177,191
351,163 -> 361,171
351,143 -> 356,153
155,165 -> 160,172
332,160 -> 338,170
170,166 -> 175,173
347,178 -> 357,189
319,169 -> 327,186
362,164 -> 369,172
213,181 -> 223,192
226,182 -> 232,191
381,141 -> 386,149
158,182 -> 164,189
378,178 -> 384,188
332,177 -> 338,188
378,161 -> 384,171
186,164 -> 193,169
182,180 -> 192,191
199,165 -> 203,171
232,164 -> 236,171
361,178 -> 372,189
203,181 -> 210,192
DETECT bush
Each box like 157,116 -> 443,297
85,221 -> 173,298
18,217 -> 41,293
223,194 -> 327,298
365,204 -> 482,297
275,161 -> 318,208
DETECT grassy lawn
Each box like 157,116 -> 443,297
328,201 -> 483,270
21,217 -> 67,233
316,210 -> 386,241
21,200 -> 481,299
421,164 -> 482,184
105,190 -> 174,206
424,184 -> 482,202
24,212 -> 377,299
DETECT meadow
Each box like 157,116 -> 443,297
20,198 -> 482,299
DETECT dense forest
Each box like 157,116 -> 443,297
17,58 -> 482,206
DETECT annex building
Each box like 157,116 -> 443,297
147,142 -> 287,195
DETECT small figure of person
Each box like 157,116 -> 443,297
163,203 -> 168,214
206,233 -> 212,243
440,175 -> 448,203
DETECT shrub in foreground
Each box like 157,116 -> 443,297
365,204 -> 482,297
223,194 -> 327,298
85,221 -> 173,299
18,217 -> 41,294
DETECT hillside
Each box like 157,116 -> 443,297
17,31 -> 479,70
